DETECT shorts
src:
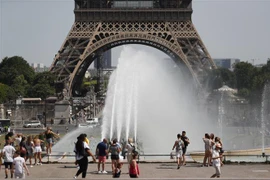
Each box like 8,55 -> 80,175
98,156 -> 106,162
4,162 -> 13,169
34,146 -> 42,153
46,138 -> 53,144
14,172 -> 25,179
27,150 -> 33,157
182,147 -> 187,155
111,154 -> 119,160
176,150 -> 182,158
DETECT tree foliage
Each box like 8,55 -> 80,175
0,56 -> 56,102
234,62 -> 255,90
1,55 -> 270,103
0,56 -> 35,86
27,71 -> 56,100
0,83 -> 16,103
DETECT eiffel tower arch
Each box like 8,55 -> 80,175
50,0 -> 216,98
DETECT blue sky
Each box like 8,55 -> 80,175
0,0 -> 270,67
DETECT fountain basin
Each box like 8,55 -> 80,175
190,147 -> 270,163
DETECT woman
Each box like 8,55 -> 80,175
215,136 -> 224,166
202,133 -> 214,167
25,136 -> 34,167
73,134 -> 96,179
125,138 -> 135,164
109,139 -> 121,173
19,136 -> 27,157
44,127 -> 59,155
129,151 -> 139,178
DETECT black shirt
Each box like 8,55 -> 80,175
181,136 -> 189,147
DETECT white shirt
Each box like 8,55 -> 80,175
176,139 -> 184,151
13,156 -> 25,174
3,145 -> 16,162
126,143 -> 134,154
74,141 -> 90,160
212,149 -> 220,167
15,136 -> 22,146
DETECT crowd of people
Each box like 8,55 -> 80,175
0,128 -> 224,179
0,127 -> 59,179
171,131 -> 224,178
73,134 -> 140,179
73,131 -> 224,179
202,133 -> 224,178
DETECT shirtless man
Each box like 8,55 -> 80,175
33,137 -> 44,165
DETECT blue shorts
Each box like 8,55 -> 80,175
46,138 -> 53,144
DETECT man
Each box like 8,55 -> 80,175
172,134 -> 184,169
13,150 -> 30,179
181,131 -> 190,165
2,139 -> 16,178
96,138 -> 108,174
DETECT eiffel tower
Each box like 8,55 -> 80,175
50,0 -> 216,98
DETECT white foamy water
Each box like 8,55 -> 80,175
101,46 -> 215,153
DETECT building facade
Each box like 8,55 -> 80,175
213,58 -> 240,70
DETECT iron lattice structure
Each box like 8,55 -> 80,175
50,0 -> 216,97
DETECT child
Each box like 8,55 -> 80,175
113,162 -> 123,178
210,144 -> 221,178
13,150 -> 30,179
129,152 -> 140,178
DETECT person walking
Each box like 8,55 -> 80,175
129,151 -> 139,178
215,136 -> 224,166
172,134 -> 184,169
2,139 -> 16,178
210,143 -> 222,178
73,134 -> 96,179
181,131 -> 190,166
13,150 -> 30,179
96,138 -> 108,174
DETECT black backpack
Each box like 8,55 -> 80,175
130,143 -> 137,154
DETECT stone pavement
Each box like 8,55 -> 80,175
0,162 -> 269,179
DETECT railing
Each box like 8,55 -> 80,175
41,152 -> 270,164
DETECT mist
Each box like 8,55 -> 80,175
101,46 -> 216,153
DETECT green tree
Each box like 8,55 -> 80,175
0,56 -> 35,86
234,62 -> 255,90
28,71 -> 56,99
206,68 -> 236,90
28,83 -> 55,100
0,83 -> 16,103
11,75 -> 29,97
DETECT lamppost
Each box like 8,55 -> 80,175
44,97 -> 47,128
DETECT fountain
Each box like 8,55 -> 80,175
261,82 -> 270,156
51,46 -> 270,163
101,46 -> 215,154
